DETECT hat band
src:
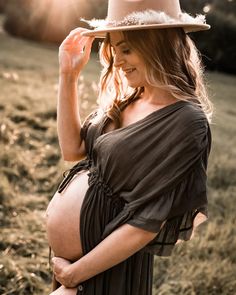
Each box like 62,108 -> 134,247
82,9 -> 207,29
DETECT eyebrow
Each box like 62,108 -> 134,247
111,40 -> 126,47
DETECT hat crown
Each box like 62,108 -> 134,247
107,0 -> 182,21
81,0 -> 210,37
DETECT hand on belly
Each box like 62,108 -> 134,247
50,285 -> 77,295
45,170 -> 89,261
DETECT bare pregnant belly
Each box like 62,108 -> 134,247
45,170 -> 89,262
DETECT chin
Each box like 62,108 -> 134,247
127,81 -> 142,88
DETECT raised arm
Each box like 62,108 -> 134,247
57,28 -> 94,161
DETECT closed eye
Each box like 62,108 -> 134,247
122,49 -> 131,54
111,43 -> 131,55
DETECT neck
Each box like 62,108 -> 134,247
141,85 -> 178,106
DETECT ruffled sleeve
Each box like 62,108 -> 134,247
80,109 -> 99,142
101,104 -> 211,256
127,166 -> 209,256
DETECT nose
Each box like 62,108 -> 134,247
113,53 -> 125,68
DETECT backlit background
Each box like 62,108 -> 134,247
0,1 -> 235,294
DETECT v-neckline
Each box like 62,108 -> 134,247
101,99 -> 190,136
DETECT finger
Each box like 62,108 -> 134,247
51,257 -> 57,265
53,266 -> 60,277
84,37 -> 95,58
63,35 -> 90,51
74,36 -> 90,46
54,275 -> 61,285
51,258 -> 60,273
68,27 -> 89,35
68,36 -> 94,55
67,29 -> 90,40
64,28 -> 89,41
61,31 -> 84,46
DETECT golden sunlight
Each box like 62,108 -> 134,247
203,4 -> 211,13
29,0 -> 88,42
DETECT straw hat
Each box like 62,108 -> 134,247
81,0 -> 210,38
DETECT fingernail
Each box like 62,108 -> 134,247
51,257 -> 56,263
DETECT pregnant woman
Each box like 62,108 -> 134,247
45,0 -> 213,294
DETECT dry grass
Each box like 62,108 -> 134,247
0,16 -> 236,295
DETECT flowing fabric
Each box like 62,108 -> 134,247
58,99 -> 211,295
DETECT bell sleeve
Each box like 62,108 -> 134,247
102,107 -> 211,256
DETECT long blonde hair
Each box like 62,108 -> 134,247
98,28 -> 213,127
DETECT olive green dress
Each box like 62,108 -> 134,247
58,99 -> 211,295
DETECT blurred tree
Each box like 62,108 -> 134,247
0,0 -> 6,13
181,0 -> 236,74
210,0 -> 236,14
3,0 -> 105,43
195,12 -> 236,73
181,0 -> 236,15
87,0 -> 107,18
180,0 -> 205,13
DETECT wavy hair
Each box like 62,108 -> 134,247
98,28 -> 213,127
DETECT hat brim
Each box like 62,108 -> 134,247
81,23 -> 210,38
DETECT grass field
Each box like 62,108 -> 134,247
0,21 -> 236,295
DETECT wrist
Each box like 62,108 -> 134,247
69,260 -> 83,285
61,264 -> 80,288
59,71 -> 80,83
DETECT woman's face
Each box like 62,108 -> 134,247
109,31 -> 147,88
